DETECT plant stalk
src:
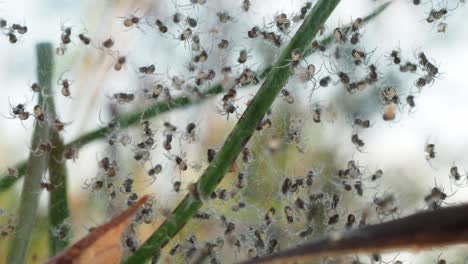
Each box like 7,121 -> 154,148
7,43 -> 54,264
124,0 -> 341,262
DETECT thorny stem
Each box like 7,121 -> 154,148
7,43 -> 54,264
0,2 -> 391,194
124,0 -> 341,262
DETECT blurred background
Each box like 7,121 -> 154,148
1,0 -> 468,263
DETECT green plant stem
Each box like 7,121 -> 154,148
46,50 -> 71,253
0,2 -> 391,193
124,0 -> 341,262
65,82 -> 226,148
7,43 -> 54,264
48,131 -> 71,254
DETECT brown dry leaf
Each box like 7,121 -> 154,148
242,203 -> 468,264
46,195 -> 149,264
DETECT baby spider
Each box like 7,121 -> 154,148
185,16 -> 198,28
350,32 -> 361,45
274,13 -> 291,33
414,75 -> 432,91
345,213 -> 356,230
57,71 -> 73,98
120,12 -> 146,31
102,37 -> 114,49
193,50 -> 209,63
280,89 -> 295,104
380,86 -> 399,105
388,48 -> 402,64
30,141 -> 55,156
241,147 -> 253,163
217,39 -> 230,49
262,31 -> 282,47
424,181 -> 455,209
449,165 -> 462,181
113,54 -> 127,71
217,11 -> 234,23
5,101 -> 30,121
49,117 -> 72,132
448,165 -> 467,188
120,177 -> 134,193
78,32 -> 91,45
183,122 -> 199,143
371,169 -> 383,181
7,32 -> 18,44
247,26 -> 261,38
163,121 -> 177,135
425,139 -> 436,161
155,19 -> 168,33
426,8 -> 448,23
400,61 -> 418,73
146,163 -> 163,185
406,94 -> 416,109
237,48 -> 251,64
166,152 -> 189,172
311,40 -> 326,52
11,23 -> 28,34
373,193 -> 400,220
40,180 -> 54,192
112,92 -> 135,104
60,23 -> 72,45
296,64 -> 319,83
324,60 -> 351,87
218,100 -> 240,120
99,37 -> 116,55
333,27 -> 347,43
319,76 -> 331,88
163,133 -> 173,151
351,17 -> 363,32
350,48 -> 375,65
138,64 -> 156,75
311,103 -> 322,123
366,64 -> 379,85
63,146 -> 79,161
353,118 -> 371,129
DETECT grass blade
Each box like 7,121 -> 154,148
124,0 -> 341,262
7,43 -> 54,264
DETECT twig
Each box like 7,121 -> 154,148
241,204 -> 468,264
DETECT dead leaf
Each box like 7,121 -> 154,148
46,195 -> 149,264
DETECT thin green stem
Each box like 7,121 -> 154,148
48,131 -> 71,254
124,0 -> 341,263
0,2 -> 391,193
46,48 -> 71,253
7,43 -> 54,264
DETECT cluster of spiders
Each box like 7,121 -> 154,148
2,0 -> 468,263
